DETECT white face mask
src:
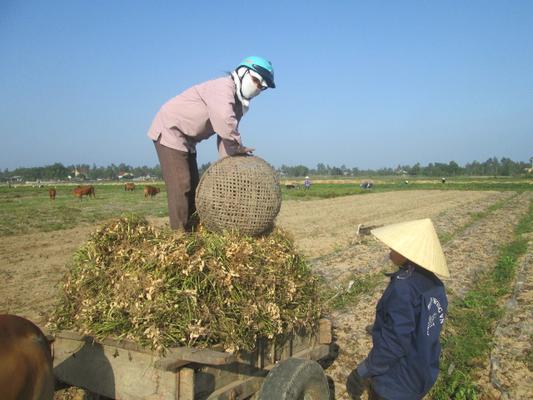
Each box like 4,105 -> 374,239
239,69 -> 265,100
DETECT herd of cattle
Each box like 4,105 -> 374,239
47,183 -> 161,200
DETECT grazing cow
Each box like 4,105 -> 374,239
48,188 -> 56,200
144,185 -> 160,198
0,314 -> 54,400
124,182 -> 135,191
73,185 -> 95,199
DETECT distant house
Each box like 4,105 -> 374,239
118,172 -> 135,180
133,175 -> 154,182
70,167 -> 87,180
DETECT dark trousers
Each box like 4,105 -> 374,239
154,138 -> 199,231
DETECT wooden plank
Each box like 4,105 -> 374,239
195,345 -> 263,398
53,330 -> 235,366
161,347 -> 236,367
318,318 -> 332,344
292,343 -> 330,362
53,331 -> 155,355
178,368 -> 195,400
155,358 -> 191,372
53,336 -> 177,400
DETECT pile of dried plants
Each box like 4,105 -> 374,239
49,215 -> 322,353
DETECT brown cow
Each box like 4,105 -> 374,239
0,314 -> 54,400
144,185 -> 160,198
73,185 -> 95,199
48,188 -> 56,200
124,182 -> 135,191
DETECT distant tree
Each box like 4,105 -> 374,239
465,160 -> 482,175
199,162 -> 211,175
293,165 -> 310,176
447,161 -> 462,176
410,163 -> 421,176
484,157 -> 500,176
3,157 -> 532,181
330,166 -> 343,176
316,163 -> 327,175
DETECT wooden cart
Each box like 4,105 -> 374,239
50,319 -> 333,400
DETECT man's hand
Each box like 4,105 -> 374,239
234,145 -> 255,155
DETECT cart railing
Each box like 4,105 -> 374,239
49,318 -> 332,400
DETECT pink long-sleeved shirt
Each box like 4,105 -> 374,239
147,76 -> 243,157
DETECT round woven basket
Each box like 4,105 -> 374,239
196,156 -> 281,236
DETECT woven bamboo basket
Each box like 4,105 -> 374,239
195,156 -> 281,236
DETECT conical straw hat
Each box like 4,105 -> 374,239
371,218 -> 450,278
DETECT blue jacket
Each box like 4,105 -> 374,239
357,263 -> 448,400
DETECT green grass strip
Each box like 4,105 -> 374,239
320,272 -> 383,311
438,194 -> 516,245
430,199 -> 533,400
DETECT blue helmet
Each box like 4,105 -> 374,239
237,56 -> 276,88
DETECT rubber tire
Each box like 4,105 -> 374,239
258,358 -> 330,400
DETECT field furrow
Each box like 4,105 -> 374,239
1,189 -> 531,400
319,192 -> 531,399
475,231 -> 533,399
277,190 -> 511,258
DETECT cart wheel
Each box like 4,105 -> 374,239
258,358 -> 330,400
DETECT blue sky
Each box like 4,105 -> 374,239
1,1 -> 532,170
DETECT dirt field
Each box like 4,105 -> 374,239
312,191 -> 532,400
1,190 -> 531,399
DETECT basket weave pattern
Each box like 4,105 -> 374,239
196,156 -> 281,236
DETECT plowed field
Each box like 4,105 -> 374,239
1,190 -> 531,399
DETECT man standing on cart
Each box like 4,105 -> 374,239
147,56 -> 275,232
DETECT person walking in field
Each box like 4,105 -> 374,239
147,56 -> 275,231
347,218 -> 449,400
304,176 -> 311,190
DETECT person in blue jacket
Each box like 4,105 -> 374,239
348,218 -> 450,400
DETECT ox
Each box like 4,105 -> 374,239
48,188 -> 56,200
73,185 -> 95,199
124,182 -> 135,191
0,314 -> 54,400
144,185 -> 160,198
